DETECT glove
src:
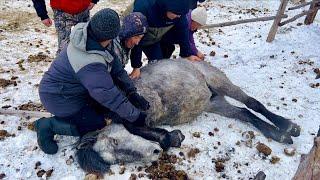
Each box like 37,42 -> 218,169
131,112 -> 147,126
128,92 -> 150,111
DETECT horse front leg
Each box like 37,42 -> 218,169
123,123 -> 185,151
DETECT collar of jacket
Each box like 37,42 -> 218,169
69,22 -> 114,64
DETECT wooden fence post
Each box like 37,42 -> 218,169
304,0 -> 319,25
267,0 -> 289,42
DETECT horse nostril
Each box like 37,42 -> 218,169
153,149 -> 160,154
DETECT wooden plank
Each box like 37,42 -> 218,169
201,15 -> 288,29
279,11 -> 309,26
288,1 -> 312,10
0,109 -> 51,118
304,0 -> 319,24
267,0 -> 289,42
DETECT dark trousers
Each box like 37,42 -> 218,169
130,42 -> 164,68
56,99 -> 111,136
160,41 -> 175,59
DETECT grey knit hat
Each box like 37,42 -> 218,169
89,8 -> 120,41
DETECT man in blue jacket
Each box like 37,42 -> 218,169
35,8 -> 150,155
129,0 -> 201,79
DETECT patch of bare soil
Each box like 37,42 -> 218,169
141,152 -> 188,179
18,102 -> 45,111
0,11 -> 38,32
27,52 -> 52,63
0,129 -> 15,141
0,78 -> 17,88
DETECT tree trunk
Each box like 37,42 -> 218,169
293,127 -> 320,180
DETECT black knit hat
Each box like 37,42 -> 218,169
89,8 -> 120,41
119,12 -> 148,40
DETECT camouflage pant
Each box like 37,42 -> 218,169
53,9 -> 90,54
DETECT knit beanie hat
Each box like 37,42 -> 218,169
88,8 -> 120,41
158,0 -> 189,15
191,7 -> 207,26
119,12 -> 148,40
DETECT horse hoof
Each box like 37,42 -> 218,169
279,133 -> 293,144
285,123 -> 301,137
168,130 -> 185,148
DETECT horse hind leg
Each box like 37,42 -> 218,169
197,62 -> 300,137
205,95 -> 293,144
242,96 -> 300,137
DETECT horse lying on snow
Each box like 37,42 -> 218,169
77,59 -> 301,174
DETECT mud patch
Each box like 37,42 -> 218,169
18,102 -> 45,111
0,129 -> 15,140
143,152 -> 188,179
0,11 -> 38,32
27,52 -> 52,63
0,78 -> 17,88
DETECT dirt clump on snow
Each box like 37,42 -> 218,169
143,152 -> 188,179
0,78 -> 17,88
18,102 -> 45,111
192,132 -> 200,138
0,130 -> 14,140
310,83 -> 320,88
314,68 -> 320,79
27,52 -> 52,63
187,148 -> 200,158
209,51 -> 216,57
284,147 -> 296,156
256,143 -> 272,156
270,156 -> 280,164
0,173 -> 6,179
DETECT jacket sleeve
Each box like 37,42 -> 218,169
130,45 -> 143,68
175,16 -> 193,57
76,63 -> 140,122
189,31 -> 198,55
32,0 -> 49,20
111,58 -> 137,95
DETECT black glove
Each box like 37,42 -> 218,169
128,92 -> 150,111
131,112 -> 147,127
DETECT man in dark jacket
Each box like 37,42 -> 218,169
35,8 -> 150,155
160,7 -> 207,60
189,0 -> 206,9
129,0 -> 201,79
32,0 -> 99,54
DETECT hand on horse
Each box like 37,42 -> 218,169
128,92 -> 150,111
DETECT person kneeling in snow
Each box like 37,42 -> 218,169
160,7 -> 207,60
35,9 -> 150,155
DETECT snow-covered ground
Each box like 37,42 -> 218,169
0,0 -> 319,179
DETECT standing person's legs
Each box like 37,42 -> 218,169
53,9 -> 90,55
160,41 -> 175,59
142,42 -> 164,63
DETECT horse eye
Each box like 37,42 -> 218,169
112,139 -> 118,145
153,149 -> 160,154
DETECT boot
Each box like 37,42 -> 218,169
34,117 -> 80,154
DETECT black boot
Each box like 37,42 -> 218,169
34,117 -> 80,154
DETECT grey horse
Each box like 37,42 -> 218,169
77,59 -> 301,175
